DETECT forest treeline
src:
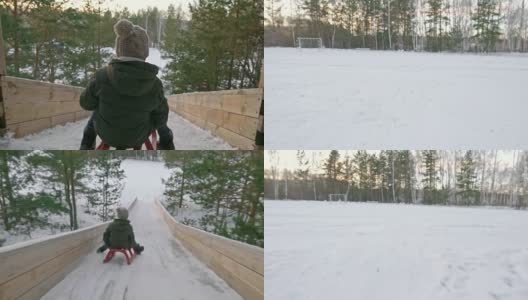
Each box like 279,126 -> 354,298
163,151 -> 264,247
265,150 -> 528,209
0,151 -> 127,238
0,0 -> 263,93
265,0 -> 528,52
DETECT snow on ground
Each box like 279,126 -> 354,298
0,112 -> 233,150
42,193 -> 242,300
265,200 -> 528,300
265,48 -> 528,149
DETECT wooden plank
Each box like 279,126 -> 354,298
0,223 -> 107,285
222,113 -> 259,140
215,127 -> 255,150
0,238 -> 96,300
15,253 -> 82,300
6,99 -> 81,125
174,220 -> 263,275
221,94 -> 260,118
51,113 -> 76,126
4,77 -> 82,104
75,110 -> 91,121
169,89 -> 260,117
176,233 -> 262,300
258,66 -> 263,90
8,118 -> 51,137
175,226 -> 263,290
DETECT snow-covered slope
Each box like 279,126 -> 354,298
0,112 -> 233,150
42,200 -> 242,300
265,200 -> 528,300
39,160 -> 241,299
265,48 -> 528,149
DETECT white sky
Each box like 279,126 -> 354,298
266,150 -> 517,172
69,0 -> 193,13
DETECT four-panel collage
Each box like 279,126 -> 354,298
0,0 -> 527,299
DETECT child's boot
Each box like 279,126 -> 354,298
96,245 -> 108,253
157,126 -> 175,150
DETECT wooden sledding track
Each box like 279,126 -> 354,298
0,198 -> 263,300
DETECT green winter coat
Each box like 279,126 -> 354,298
103,219 -> 137,249
80,59 -> 169,148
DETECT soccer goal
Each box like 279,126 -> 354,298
297,37 -> 323,49
328,194 -> 347,202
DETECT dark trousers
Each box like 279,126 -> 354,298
81,113 -> 173,149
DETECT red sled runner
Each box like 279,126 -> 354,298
103,248 -> 136,265
97,131 -> 158,150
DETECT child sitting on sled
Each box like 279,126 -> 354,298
97,207 -> 144,254
79,19 -> 175,150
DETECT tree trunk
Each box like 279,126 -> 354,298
391,157 -> 396,202
490,150 -> 498,205
388,0 -> 392,50
179,171 -> 185,208
1,153 -> 16,224
521,0 -> 526,52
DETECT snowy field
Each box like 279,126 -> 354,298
0,112 -> 233,150
265,200 -> 528,300
265,48 -> 528,149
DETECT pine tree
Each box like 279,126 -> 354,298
173,151 -> 263,246
88,152 -> 125,221
295,150 -> 310,199
162,4 -> 184,54
354,150 -> 369,201
162,151 -> 197,210
421,150 -> 439,204
27,151 -> 90,230
473,0 -> 501,52
324,150 -> 342,195
456,150 -> 479,205
0,151 -> 69,234
426,0 -> 449,51
302,0 -> 330,38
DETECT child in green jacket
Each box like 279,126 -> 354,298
97,207 -> 144,254
80,19 -> 175,150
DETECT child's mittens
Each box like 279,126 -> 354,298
114,19 -> 134,38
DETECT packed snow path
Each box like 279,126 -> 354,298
265,200 -> 528,300
265,48 -> 528,149
41,200 -> 242,300
0,112 -> 233,150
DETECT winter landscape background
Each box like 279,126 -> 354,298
265,150 -> 528,300
0,151 -> 264,248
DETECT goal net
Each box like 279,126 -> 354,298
297,37 -> 323,49
328,194 -> 347,202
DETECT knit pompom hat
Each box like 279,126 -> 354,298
114,19 -> 149,60
116,207 -> 129,220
